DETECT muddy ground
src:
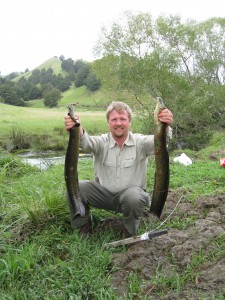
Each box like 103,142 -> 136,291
105,192 -> 225,299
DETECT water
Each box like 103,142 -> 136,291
18,151 -> 92,170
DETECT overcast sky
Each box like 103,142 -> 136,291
1,0 -> 224,75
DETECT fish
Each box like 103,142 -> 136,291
149,97 -> 169,217
64,104 -> 87,228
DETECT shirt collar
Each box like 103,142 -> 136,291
109,132 -> 134,148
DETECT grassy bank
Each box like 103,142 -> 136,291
0,131 -> 225,299
0,103 -> 107,152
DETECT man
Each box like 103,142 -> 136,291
64,101 -> 173,236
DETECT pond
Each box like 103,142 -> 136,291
18,151 -> 92,170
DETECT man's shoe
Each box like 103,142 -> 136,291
77,217 -> 93,236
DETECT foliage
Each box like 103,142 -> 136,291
0,80 -> 24,106
93,12 -> 225,149
0,57 -> 101,108
43,86 -> 62,108
75,64 -> 91,87
85,72 -> 101,91
61,57 -> 75,73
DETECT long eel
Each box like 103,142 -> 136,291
64,104 -> 87,227
149,97 -> 169,217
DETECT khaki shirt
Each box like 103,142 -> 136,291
80,131 -> 154,193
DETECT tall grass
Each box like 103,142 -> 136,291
0,133 -> 225,299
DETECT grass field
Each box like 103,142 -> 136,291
0,86 -> 154,152
0,100 -> 107,152
0,131 -> 225,299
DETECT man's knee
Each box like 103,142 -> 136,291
120,186 -> 150,214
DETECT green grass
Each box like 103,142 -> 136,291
0,102 -> 107,151
0,98 -> 225,298
0,131 -> 225,299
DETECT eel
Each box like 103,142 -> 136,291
149,97 -> 169,217
64,104 -> 87,228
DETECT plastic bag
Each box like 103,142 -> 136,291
173,153 -> 192,166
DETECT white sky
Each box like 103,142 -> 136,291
0,0 -> 224,75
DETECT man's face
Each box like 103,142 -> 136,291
108,110 -> 131,139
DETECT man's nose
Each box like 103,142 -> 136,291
116,119 -> 122,125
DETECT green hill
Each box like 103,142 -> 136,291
11,56 -> 149,111
13,57 -> 68,82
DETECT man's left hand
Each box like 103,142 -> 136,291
158,109 -> 173,125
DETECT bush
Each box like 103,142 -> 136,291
43,88 -> 61,108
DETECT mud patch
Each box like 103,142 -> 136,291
109,192 -> 225,299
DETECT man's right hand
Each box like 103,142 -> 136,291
64,114 -> 84,136
64,115 -> 75,130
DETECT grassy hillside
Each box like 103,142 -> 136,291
25,83 -> 142,112
11,55 -> 152,112
13,57 -> 68,82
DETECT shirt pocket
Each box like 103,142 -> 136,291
103,159 -> 116,178
122,158 -> 136,168
121,158 -> 137,186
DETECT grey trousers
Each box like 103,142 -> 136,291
74,180 -> 150,235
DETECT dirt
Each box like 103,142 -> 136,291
106,191 -> 225,299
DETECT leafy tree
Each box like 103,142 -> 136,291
53,75 -> 71,92
93,12 -> 225,149
85,72 -> 101,91
61,58 -> 75,73
40,68 -> 54,84
75,64 -> 90,87
74,60 -> 86,73
6,72 -> 20,80
0,82 -> 24,106
28,69 -> 41,84
43,86 -> 61,108
59,55 -> 65,61
17,77 -> 42,100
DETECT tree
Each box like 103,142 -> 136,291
93,12 -> 225,149
43,87 -> 61,108
61,58 -> 75,73
75,64 -> 90,87
74,60 -> 86,73
85,72 -> 101,91
59,55 -> 65,61
28,69 -> 41,84
0,82 -> 24,106
52,74 -> 71,92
